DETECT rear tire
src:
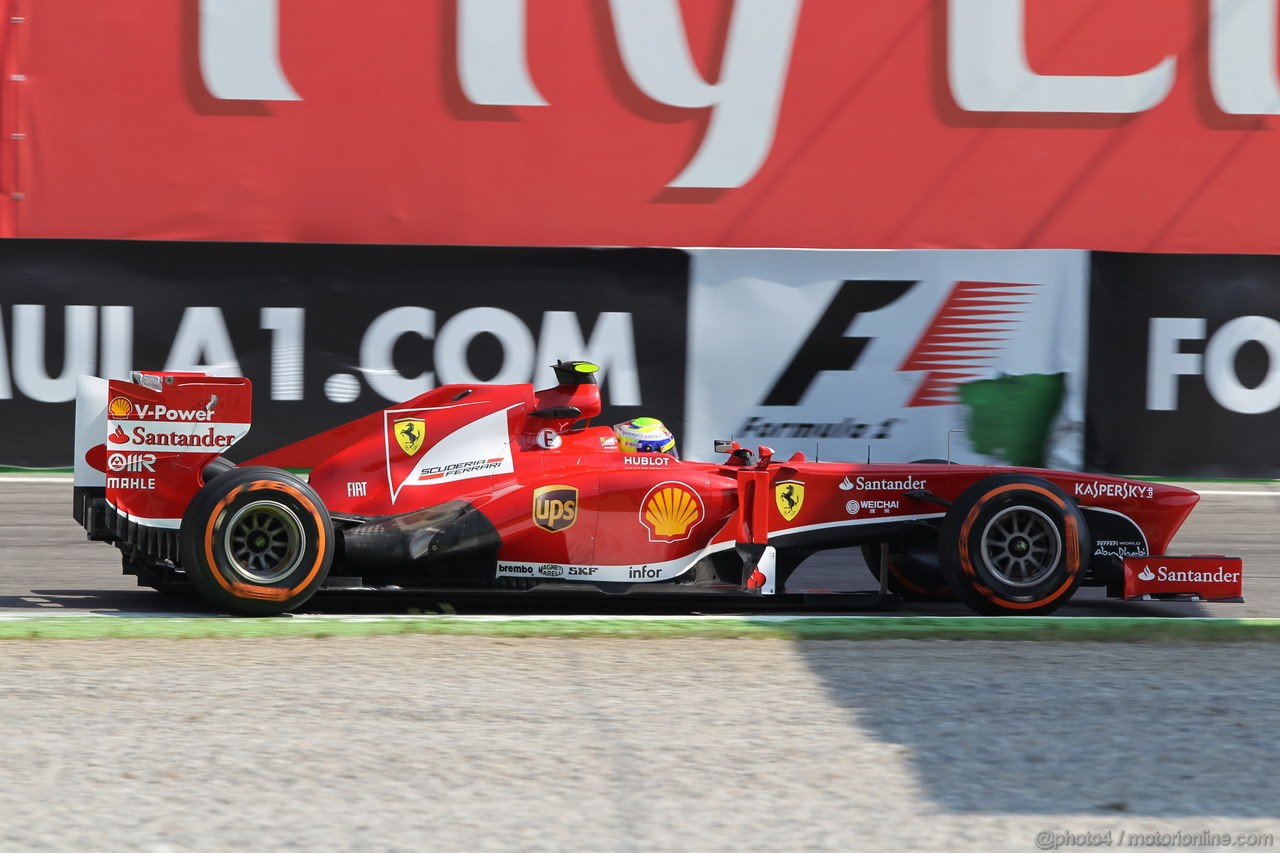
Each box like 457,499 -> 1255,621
180,466 -> 334,616
202,456 -> 237,483
939,475 -> 1088,615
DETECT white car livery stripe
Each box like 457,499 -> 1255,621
769,513 -> 947,539
497,553 -> 699,583
106,501 -> 182,530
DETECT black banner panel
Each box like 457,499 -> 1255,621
1088,253 -> 1280,477
0,241 -> 688,468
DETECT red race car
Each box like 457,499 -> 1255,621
72,362 -> 1242,615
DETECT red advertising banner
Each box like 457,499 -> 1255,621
5,0 -> 1280,251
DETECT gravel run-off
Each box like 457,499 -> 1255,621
2,637 -> 1278,852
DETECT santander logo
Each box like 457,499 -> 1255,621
1136,564 -> 1242,584
1126,556 -> 1243,599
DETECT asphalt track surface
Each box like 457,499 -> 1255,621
2,480 -> 1277,618
3,481 -> 1280,851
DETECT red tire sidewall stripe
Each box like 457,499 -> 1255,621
202,480 -> 328,602
957,482 -> 1080,610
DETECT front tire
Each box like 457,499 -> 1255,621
939,475 -> 1088,615
180,466 -> 334,616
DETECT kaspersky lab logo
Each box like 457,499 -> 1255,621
763,279 -> 1037,409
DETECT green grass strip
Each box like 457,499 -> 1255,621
2,615 -> 1280,642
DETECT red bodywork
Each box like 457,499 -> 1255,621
248,368 -> 1199,589
77,366 -> 1214,605
94,373 -> 253,530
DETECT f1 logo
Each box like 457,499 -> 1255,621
764,280 -> 917,405
764,278 -> 1034,408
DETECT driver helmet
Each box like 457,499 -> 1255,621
613,417 -> 678,458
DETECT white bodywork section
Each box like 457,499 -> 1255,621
74,376 -> 107,488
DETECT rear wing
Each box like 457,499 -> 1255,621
73,372 -> 252,560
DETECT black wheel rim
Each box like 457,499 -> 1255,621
222,500 -> 306,583
979,505 -> 1062,588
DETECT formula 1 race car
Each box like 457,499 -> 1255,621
72,362 -> 1243,616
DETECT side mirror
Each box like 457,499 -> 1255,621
714,439 -> 754,464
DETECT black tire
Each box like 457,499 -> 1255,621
938,474 -> 1088,616
180,466 -> 334,616
861,541 -> 954,601
202,456 -> 237,483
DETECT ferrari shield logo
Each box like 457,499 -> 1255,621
775,481 -> 805,521
394,418 -> 426,456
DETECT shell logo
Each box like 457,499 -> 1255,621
108,397 -> 133,418
640,482 -> 704,543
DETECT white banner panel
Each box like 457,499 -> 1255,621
685,250 -> 1087,467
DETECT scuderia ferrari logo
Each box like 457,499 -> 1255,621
775,480 -> 805,521
394,418 -> 426,456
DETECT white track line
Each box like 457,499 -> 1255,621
2,477 -> 74,484
0,612 -> 1273,623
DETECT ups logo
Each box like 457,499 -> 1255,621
533,485 -> 578,532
